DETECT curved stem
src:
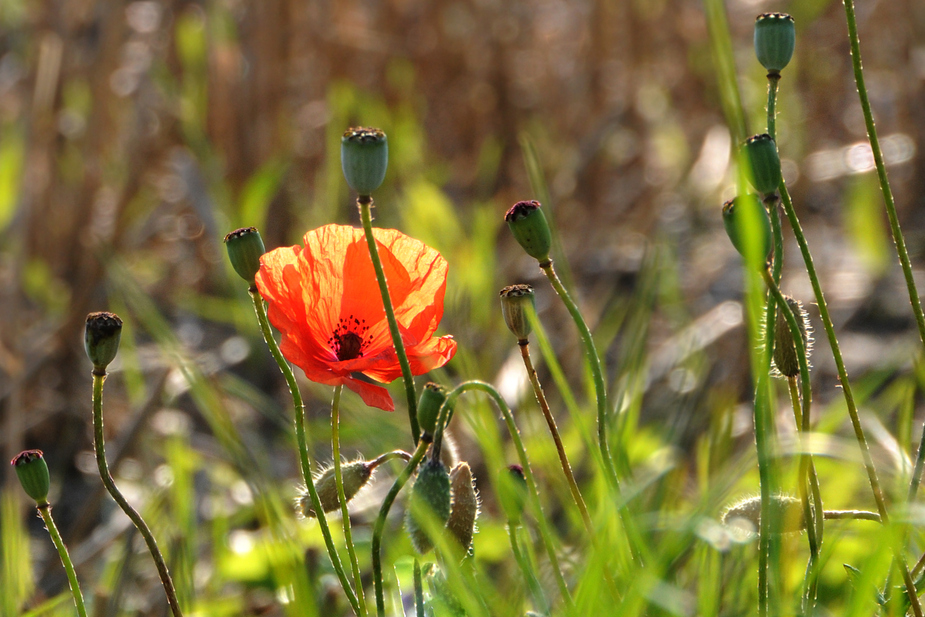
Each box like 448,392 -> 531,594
92,372 -> 184,617
777,187 -> 924,617
358,197 -> 420,444
37,505 -> 87,617
249,289 -> 361,615
519,341 -> 593,533
372,439 -> 429,617
332,385 -> 367,616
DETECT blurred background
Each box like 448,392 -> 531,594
2,0 -> 925,614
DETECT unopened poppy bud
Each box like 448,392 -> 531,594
773,295 -> 811,378
341,127 -> 388,196
745,134 -> 782,195
418,382 -> 448,437
500,284 -> 535,341
722,494 -> 804,534
405,459 -> 452,554
755,13 -> 795,74
446,463 -> 479,556
722,194 -> 772,263
498,465 -> 528,525
11,450 -> 50,505
85,312 -> 123,372
224,227 -> 266,286
505,201 -> 552,263
297,460 -> 375,518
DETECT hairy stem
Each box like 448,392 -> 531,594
37,504 -> 88,617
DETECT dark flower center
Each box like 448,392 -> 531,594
329,316 -> 372,361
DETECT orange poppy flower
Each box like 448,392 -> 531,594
256,224 -> 457,411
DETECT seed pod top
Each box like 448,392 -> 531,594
505,200 -> 552,263
85,312 -> 123,372
500,284 -> 536,341
755,13 -> 795,74
341,127 -> 388,196
744,134 -> 782,195
417,382 -> 448,437
722,194 -> 772,264
11,450 -> 50,505
224,227 -> 266,286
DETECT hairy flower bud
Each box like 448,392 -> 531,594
722,494 -> 804,534
224,227 -> 266,286
418,382 -> 448,437
12,450 -> 50,505
446,463 -> 479,557
500,284 -> 536,341
498,465 -> 528,525
505,201 -> 552,263
297,460 -> 375,518
755,13 -> 796,74
85,312 -> 123,372
773,295 -> 811,378
745,134 -> 782,195
405,459 -> 452,554
722,194 -> 772,264
341,127 -> 388,196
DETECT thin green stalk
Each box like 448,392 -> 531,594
438,380 -> 573,610
509,523 -> 549,614
372,439 -> 429,617
92,372 -> 184,617
518,341 -> 593,533
332,385 -> 367,617
765,73 -> 781,142
413,559 -> 425,617
357,197 -> 420,443
37,505 -> 87,617
823,510 -> 880,522
248,290 -> 361,616
777,187 -> 924,617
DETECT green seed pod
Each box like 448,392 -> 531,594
11,450 -> 50,505
505,201 -> 552,263
417,382 -> 448,437
224,227 -> 266,286
85,312 -> 123,373
341,127 -> 388,196
497,465 -> 528,525
773,295 -> 811,378
722,494 -> 804,534
500,284 -> 536,341
745,134 -> 783,195
445,463 -> 479,557
755,13 -> 795,74
297,460 -> 374,518
722,194 -> 772,263
405,459 -> 452,554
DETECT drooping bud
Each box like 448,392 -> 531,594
417,382 -> 448,437
773,295 -> 811,378
722,494 -> 804,534
500,284 -> 536,341
11,450 -> 50,505
497,465 -> 528,525
405,459 -> 452,554
505,201 -> 552,263
445,463 -> 479,557
297,460 -> 375,518
341,127 -> 388,196
224,227 -> 266,286
755,13 -> 795,74
722,194 -> 772,263
744,134 -> 782,195
85,312 -> 123,373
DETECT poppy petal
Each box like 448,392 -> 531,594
344,377 -> 395,411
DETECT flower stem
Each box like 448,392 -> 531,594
372,438 -> 429,617
37,504 -> 87,617
358,197 -> 420,443
248,289 -> 361,616
92,372 -> 184,617
777,186 -> 924,617
508,523 -> 549,614
332,385 -> 367,617
518,341 -> 593,533
765,73 -> 780,142
413,558 -> 425,617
